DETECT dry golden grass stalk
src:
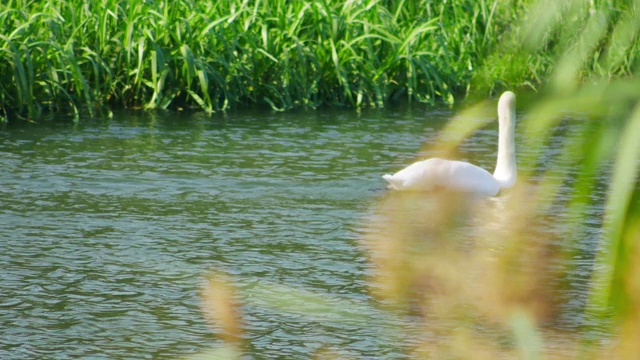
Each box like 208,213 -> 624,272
363,174 -> 572,357
613,220 -> 640,359
201,272 -> 245,352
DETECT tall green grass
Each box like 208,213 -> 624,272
1,0 -> 516,120
473,0 -> 640,95
3,0 -> 640,121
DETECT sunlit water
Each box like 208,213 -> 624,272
0,108 -> 606,359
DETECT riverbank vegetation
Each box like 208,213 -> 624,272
1,0 -> 639,121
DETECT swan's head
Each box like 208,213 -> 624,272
498,91 -> 516,121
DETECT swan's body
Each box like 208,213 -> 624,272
383,91 -> 517,197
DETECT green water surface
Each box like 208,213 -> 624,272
0,108 -> 604,359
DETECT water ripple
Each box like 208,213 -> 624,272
0,109 -> 607,358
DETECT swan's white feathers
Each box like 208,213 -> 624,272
383,158 -> 500,196
383,91 -> 517,197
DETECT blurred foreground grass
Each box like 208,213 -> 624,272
194,86 -> 638,358
190,0 -> 640,358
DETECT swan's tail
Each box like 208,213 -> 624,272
382,174 -> 404,190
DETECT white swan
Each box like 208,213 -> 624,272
382,91 -> 517,197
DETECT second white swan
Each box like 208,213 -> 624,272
382,91 -> 517,197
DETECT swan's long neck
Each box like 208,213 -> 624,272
493,92 -> 517,188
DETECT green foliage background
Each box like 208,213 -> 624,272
3,0 -> 637,120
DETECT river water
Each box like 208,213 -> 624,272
0,107 -> 606,359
